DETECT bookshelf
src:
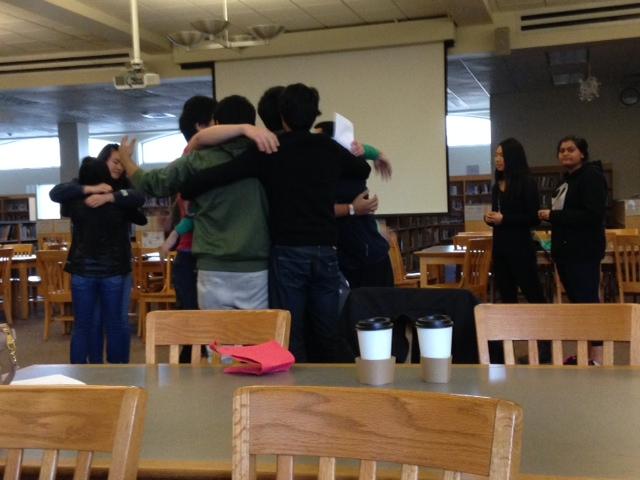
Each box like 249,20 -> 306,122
0,195 -> 37,244
450,175 -> 493,232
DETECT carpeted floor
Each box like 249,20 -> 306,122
5,307 -> 148,367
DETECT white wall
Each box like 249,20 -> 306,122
491,85 -> 640,199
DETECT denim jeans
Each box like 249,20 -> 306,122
269,245 -> 354,363
89,273 -> 132,363
71,274 -> 129,364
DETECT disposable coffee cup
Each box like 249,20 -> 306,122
355,317 -> 393,360
415,315 -> 453,383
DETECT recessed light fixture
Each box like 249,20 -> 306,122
141,112 -> 176,119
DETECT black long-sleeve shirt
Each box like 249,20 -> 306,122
489,177 -> 540,256
181,131 -> 371,246
550,162 -> 607,262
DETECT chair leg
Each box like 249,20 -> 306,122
43,301 -> 51,340
138,301 -> 148,339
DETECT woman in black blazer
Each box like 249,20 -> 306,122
485,138 -> 545,303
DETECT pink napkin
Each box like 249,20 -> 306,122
210,340 -> 295,375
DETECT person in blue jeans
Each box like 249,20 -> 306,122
50,144 -> 146,363
55,156 -> 146,363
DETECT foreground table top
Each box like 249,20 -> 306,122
9,363 -> 640,479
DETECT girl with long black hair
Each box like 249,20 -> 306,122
485,138 -> 545,303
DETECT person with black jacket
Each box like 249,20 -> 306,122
485,138 -> 545,303
538,135 -> 607,302
53,156 -> 146,364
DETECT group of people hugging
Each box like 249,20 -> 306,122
51,83 -> 395,364
50,81 -> 607,366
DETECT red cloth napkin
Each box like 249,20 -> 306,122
210,340 -> 295,375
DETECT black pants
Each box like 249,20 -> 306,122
493,250 -> 545,303
556,260 -> 601,303
173,251 -> 202,364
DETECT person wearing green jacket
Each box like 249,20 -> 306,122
119,95 -> 273,310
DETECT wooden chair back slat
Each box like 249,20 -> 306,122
442,472 -> 461,480
40,449 -> 58,480
5,448 -> 22,480
577,341 -> 589,366
233,386 -> 522,480
146,309 -> 291,364
527,340 -> 539,365
400,464 -> 418,480
476,304 -> 640,366
73,451 -> 93,480
359,460 -> 376,480
0,386 -> 146,480
276,455 -> 294,480
551,341 -> 563,366
503,340 -> 515,364
614,234 -> 640,302
319,457 -> 336,480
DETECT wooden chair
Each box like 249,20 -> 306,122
606,228 -> 639,249
233,386 -> 523,480
145,309 -> 291,364
37,232 -> 71,250
0,248 -> 13,325
452,231 -> 492,249
135,251 -> 177,338
613,234 -> 640,303
5,243 -> 41,313
0,385 -> 146,480
426,237 -> 492,301
387,230 -> 420,288
36,249 -> 73,339
475,303 -> 640,366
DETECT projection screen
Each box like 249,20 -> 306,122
215,42 -> 447,215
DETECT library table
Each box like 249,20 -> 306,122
8,363 -> 640,480
414,245 -> 614,286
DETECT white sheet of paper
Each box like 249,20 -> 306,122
333,112 -> 354,150
11,374 -> 86,385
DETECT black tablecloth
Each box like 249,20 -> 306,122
341,287 -> 479,364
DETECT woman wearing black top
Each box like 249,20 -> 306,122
538,136 -> 607,303
485,138 -> 545,303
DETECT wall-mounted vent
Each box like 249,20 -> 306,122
0,50 -> 130,75
521,2 -> 640,31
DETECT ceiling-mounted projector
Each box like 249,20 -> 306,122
114,68 -> 160,90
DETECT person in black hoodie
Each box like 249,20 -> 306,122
485,138 -> 545,303
538,135 -> 607,302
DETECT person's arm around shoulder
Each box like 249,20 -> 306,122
179,148 -> 263,200
187,124 -> 279,154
